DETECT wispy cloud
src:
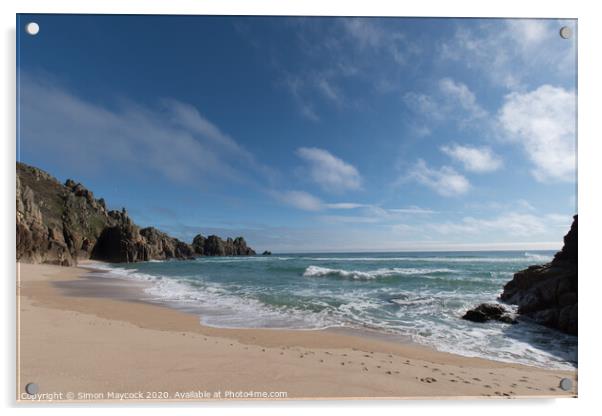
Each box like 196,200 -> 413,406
324,202 -> 369,209
266,18 -> 422,120
438,78 -> 488,120
498,84 -> 576,182
20,74 -> 273,185
404,159 -> 471,197
439,19 -> 576,90
403,77 -> 487,129
392,211 -> 572,239
271,190 -> 323,211
441,144 -> 503,173
281,74 -> 320,121
296,147 -> 362,193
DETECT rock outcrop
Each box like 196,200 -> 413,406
500,215 -> 577,335
17,163 -> 111,265
462,303 -> 516,324
17,162 -> 255,265
191,234 -> 255,256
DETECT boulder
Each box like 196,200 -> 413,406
462,303 -> 517,324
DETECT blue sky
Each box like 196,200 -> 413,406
17,15 -> 577,252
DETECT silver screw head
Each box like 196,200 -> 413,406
25,382 -> 38,395
559,377 -> 573,391
25,22 -> 40,36
559,26 -> 572,39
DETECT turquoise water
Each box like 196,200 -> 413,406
89,251 -> 577,369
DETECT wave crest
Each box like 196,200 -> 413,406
302,265 -> 453,280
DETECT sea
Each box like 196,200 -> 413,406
87,250 -> 577,370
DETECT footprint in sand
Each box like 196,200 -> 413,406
473,377 -> 481,381
420,377 -> 437,383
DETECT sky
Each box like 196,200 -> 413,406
17,15 -> 577,252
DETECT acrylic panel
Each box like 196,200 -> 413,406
16,14 -> 577,402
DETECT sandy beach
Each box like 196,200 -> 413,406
17,262 -> 577,402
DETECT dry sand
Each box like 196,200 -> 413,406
17,262 -> 577,402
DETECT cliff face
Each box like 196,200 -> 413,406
16,163 -> 255,265
17,163 -> 111,265
500,215 -> 577,335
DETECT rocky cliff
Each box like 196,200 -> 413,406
16,163 -> 255,265
500,215 -> 577,335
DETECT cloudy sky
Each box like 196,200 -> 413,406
17,15 -> 577,252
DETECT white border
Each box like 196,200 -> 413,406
2,0 -> 601,414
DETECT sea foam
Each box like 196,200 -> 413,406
302,265 -> 454,280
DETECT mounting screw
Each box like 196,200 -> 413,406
559,377 -> 573,391
25,382 -> 38,395
25,22 -> 40,36
559,26 -> 572,39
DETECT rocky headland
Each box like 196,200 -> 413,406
500,215 -> 577,335
16,162 -> 255,266
463,216 -> 577,336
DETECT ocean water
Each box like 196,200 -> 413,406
88,251 -> 577,370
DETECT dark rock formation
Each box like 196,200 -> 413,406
500,215 -> 577,335
462,303 -> 517,324
17,162 -> 255,265
262,251 -> 272,256
191,234 -> 256,256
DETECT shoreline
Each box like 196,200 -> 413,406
17,261 -> 578,401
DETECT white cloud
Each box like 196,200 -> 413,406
402,92 -> 446,121
387,206 -> 437,215
403,78 -> 487,128
506,20 -> 549,49
273,190 -> 323,211
342,18 -> 383,49
498,85 -> 576,182
282,74 -> 320,122
296,147 -> 362,192
324,202 -> 368,209
430,213 -> 547,237
20,74 -> 271,185
441,144 -> 503,173
440,19 -> 576,90
438,78 -> 487,120
406,160 -> 471,197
